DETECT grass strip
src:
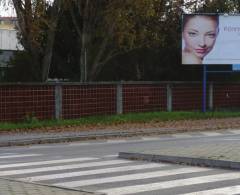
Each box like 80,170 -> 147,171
0,111 -> 240,131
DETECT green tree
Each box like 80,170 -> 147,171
0,0 -> 63,82
50,8 -> 80,81
5,51 -> 38,82
67,0 -> 187,81
6,0 -> 238,82
199,0 -> 240,13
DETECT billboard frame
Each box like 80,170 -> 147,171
182,13 -> 240,112
181,13 -> 240,66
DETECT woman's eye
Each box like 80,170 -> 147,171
207,34 -> 216,38
188,32 -> 197,37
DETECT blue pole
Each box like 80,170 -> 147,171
202,64 -> 207,112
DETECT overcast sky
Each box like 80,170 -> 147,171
0,0 -> 54,17
0,1 -> 15,17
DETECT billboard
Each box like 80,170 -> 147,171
182,14 -> 240,65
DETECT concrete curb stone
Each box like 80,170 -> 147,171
1,127 -> 240,147
0,177 -> 106,195
0,129 -> 179,147
1,128 -> 240,147
119,152 -> 240,170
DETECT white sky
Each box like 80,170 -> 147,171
0,1 -> 15,17
0,0 -> 53,17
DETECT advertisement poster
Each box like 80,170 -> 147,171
182,14 -> 240,65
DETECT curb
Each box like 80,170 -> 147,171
0,129 -> 178,147
1,128 -> 239,147
118,152 -> 240,170
1,177 -> 105,195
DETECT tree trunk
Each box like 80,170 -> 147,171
80,34 -> 87,82
41,0 -> 62,82
12,0 -> 62,82
41,25 -> 58,82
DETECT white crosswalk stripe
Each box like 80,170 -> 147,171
100,172 -> 240,195
55,166 -> 212,187
141,137 -> 162,141
181,185 -> 240,195
0,153 -> 239,195
201,132 -> 222,136
172,134 -> 193,138
21,163 -> 168,182
0,157 -> 98,169
0,159 -> 133,176
107,140 -> 127,143
0,154 -> 41,159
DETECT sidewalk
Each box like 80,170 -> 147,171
0,127 -> 240,194
119,142 -> 240,170
2,117 -> 240,147
0,178 -> 102,195
0,128 -> 180,147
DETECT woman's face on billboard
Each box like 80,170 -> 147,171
183,16 -> 218,59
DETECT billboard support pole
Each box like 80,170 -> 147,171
202,64 -> 207,113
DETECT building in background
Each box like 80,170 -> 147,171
0,17 -> 23,80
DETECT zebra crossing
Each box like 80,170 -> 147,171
0,152 -> 240,194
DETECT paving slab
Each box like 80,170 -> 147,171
119,142 -> 240,170
0,178 -> 104,195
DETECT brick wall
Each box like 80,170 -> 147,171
1,82 -> 240,122
0,85 -> 55,122
213,84 -> 240,110
172,83 -> 203,111
123,84 -> 167,113
62,84 -> 116,119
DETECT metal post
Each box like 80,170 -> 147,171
209,82 -> 213,111
55,83 -> 62,120
84,49 -> 87,81
202,65 -> 207,112
167,84 -> 172,112
117,83 -> 123,114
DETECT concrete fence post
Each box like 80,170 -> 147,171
117,83 -> 123,114
55,83 -> 62,120
209,82 -> 213,111
167,84 -> 172,112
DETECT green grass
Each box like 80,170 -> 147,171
1,111 -> 240,131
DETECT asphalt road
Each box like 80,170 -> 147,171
0,131 -> 240,195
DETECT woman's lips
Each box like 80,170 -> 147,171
195,49 -> 207,54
